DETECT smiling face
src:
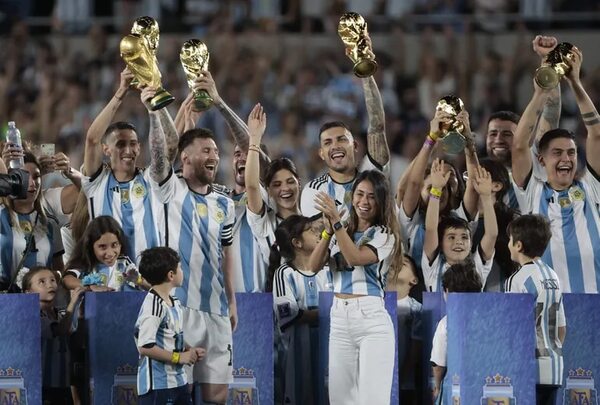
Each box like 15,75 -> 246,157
441,226 -> 471,264
486,119 -> 516,165
182,137 -> 220,185
352,179 -> 378,227
103,129 -> 140,174
267,169 -> 299,212
93,232 -> 122,267
319,126 -> 357,175
232,144 -> 247,188
26,269 -> 58,303
539,137 -> 577,190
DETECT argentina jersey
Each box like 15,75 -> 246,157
0,207 -> 54,283
420,249 -> 493,292
301,154 -> 390,217
505,259 -> 565,385
516,169 -> 600,293
330,225 -> 395,297
82,165 -> 160,262
135,290 -> 187,395
152,171 -> 235,316
246,202 -> 284,266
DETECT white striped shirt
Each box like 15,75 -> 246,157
82,165 -> 160,262
420,249 -> 493,293
134,290 -> 186,395
151,171 -> 235,316
506,259 -> 566,385
515,167 -> 600,293
329,225 -> 395,297
245,203 -> 283,266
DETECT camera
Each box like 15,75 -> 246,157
0,168 -> 29,199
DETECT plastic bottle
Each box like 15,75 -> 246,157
6,121 -> 24,169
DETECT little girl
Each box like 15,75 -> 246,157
21,266 -> 85,405
63,216 -> 147,292
270,215 -> 332,405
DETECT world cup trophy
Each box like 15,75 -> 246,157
534,42 -> 575,89
180,39 -> 214,111
120,17 -> 174,111
436,95 -> 466,155
337,12 -> 378,78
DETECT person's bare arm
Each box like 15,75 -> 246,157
143,88 -> 171,183
156,107 -> 179,163
222,246 -> 237,331
245,104 -> 267,215
362,75 -> 389,167
473,167 -> 498,262
424,159 -> 450,262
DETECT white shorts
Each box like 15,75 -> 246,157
182,307 -> 233,384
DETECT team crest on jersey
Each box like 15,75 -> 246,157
120,188 -> 130,204
569,185 -> 585,202
196,203 -> 208,217
132,182 -> 146,199
19,220 -> 32,234
558,196 -> 572,208
214,208 -> 225,224
277,303 -> 291,318
235,195 -> 248,207
344,190 -> 352,206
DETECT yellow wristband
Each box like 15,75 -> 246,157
321,229 -> 331,241
171,351 -> 180,365
428,131 -> 440,141
430,187 -> 443,198
248,145 -> 261,153
136,275 -> 143,285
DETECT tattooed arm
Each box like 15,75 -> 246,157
156,108 -> 180,163
534,85 -> 561,145
142,88 -> 170,183
362,76 -> 390,167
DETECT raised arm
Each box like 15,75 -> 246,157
84,68 -> 133,175
423,159 -> 451,262
194,71 -> 250,151
142,87 -> 170,183
245,104 -> 267,215
362,75 -> 389,167
156,106 -> 179,163
564,47 -> 600,174
532,35 -> 562,144
472,166 -> 497,261
459,110 -> 479,219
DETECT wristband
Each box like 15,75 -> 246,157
424,137 -> 436,148
248,145 -> 261,153
321,229 -> 331,241
428,131 -> 440,141
136,274 -> 143,285
430,187 -> 443,198
171,351 -> 180,365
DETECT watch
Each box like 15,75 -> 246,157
333,221 -> 343,232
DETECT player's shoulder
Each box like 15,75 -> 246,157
212,183 -> 233,196
306,173 -> 329,190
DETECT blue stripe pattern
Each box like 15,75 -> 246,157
235,194 -> 255,292
177,195 -> 194,307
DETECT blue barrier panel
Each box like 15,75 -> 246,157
0,294 -> 42,405
228,292 -> 273,405
422,292 -> 446,404
556,294 -> 600,405
86,291 -> 146,405
318,291 -> 398,404
445,293 -> 536,404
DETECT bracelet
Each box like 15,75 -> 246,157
114,94 -> 125,101
321,229 -> 331,241
136,274 -> 143,285
171,351 -> 180,365
428,131 -> 440,141
430,187 -> 443,198
424,137 -> 436,148
248,145 -> 261,153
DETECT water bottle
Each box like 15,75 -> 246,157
6,121 -> 24,169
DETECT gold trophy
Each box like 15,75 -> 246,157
337,12 -> 377,78
120,17 -> 174,111
534,42 -> 575,89
436,95 -> 466,155
180,39 -> 214,111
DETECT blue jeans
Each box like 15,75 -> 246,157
138,385 -> 192,405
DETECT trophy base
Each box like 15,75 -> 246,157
441,131 -> 466,155
150,88 -> 175,111
534,66 -> 560,90
193,90 -> 214,112
353,59 -> 378,78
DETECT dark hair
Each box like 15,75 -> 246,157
66,216 -> 128,272
479,158 -> 510,203
507,214 -> 552,258
22,266 -> 55,292
423,161 -> 465,213
318,121 -> 350,142
264,157 -> 299,188
266,215 -> 314,292
139,247 -> 180,285
538,128 -> 576,154
487,111 -> 520,126
24,151 -> 42,171
442,261 -> 482,292
438,214 -> 470,246
102,121 -> 137,144
178,128 -> 215,154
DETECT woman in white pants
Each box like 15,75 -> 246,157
309,170 -> 402,405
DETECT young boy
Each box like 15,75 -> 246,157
430,261 -> 483,403
506,215 -> 566,405
135,247 -> 206,405
423,159 -> 498,292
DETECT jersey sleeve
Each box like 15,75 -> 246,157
410,301 -> 423,341
582,164 -> 600,204
474,248 -> 494,289
359,153 -> 390,179
512,169 -> 543,214
149,169 -> 177,204
135,298 -> 164,348
221,199 -> 236,247
364,226 -> 395,261
81,165 -> 108,197
246,204 -> 275,239
430,316 -> 447,367
300,183 -> 320,217
43,187 -> 70,227
272,266 -> 301,332
421,251 -> 442,293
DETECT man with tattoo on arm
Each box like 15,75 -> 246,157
512,45 -> 600,293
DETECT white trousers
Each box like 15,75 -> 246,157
328,295 -> 395,405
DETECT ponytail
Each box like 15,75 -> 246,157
266,242 -> 282,293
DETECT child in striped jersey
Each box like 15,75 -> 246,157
270,215 -> 332,405
135,247 -> 206,404
22,266 -> 85,405
422,159 -> 498,292
506,215 -> 566,404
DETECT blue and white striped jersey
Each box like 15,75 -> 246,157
246,203 -> 283,266
506,259 -> 566,385
0,207 -> 54,284
82,165 -> 160,262
329,225 -> 395,297
65,256 -> 141,292
151,171 -> 235,316
301,154 -> 390,217
134,290 -> 186,395
420,249 -> 493,293
515,168 -> 600,293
